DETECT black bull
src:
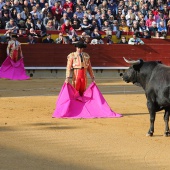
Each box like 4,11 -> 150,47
121,58 -> 170,137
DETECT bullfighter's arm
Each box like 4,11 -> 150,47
65,53 -> 73,82
87,54 -> 95,81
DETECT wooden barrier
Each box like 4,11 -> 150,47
1,43 -> 170,67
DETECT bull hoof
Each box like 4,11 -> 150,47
164,131 -> 170,137
146,132 -> 153,137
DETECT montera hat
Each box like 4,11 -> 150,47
75,41 -> 87,48
11,34 -> 18,38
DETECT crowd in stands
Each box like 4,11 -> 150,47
0,0 -> 170,45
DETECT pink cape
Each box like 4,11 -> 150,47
0,56 -> 30,80
52,82 -> 122,119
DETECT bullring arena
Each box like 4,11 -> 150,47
1,36 -> 170,170
1,76 -> 170,170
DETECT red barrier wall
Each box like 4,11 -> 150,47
1,42 -> 170,67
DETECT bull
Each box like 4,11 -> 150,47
121,57 -> 170,137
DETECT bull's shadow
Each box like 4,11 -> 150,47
123,112 -> 163,116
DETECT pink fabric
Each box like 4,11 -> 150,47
0,56 -> 30,80
52,82 -> 122,119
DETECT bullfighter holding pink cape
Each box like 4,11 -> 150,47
53,42 -> 121,118
0,34 -> 29,80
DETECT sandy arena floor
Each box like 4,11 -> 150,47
0,78 -> 170,170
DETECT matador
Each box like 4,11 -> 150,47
66,42 -> 95,96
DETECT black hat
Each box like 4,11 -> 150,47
75,41 -> 87,48
11,34 -> 18,38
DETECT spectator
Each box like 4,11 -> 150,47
119,20 -> 129,32
82,13 -> 91,23
63,0 -> 74,12
23,0 -> 32,12
108,15 -> 115,26
25,18 -> 34,30
108,1 -> 117,17
18,20 -> 26,30
126,13 -> 137,28
74,7 -> 84,20
32,13 -> 39,25
128,33 -> 144,45
11,8 -> 18,21
16,13 -> 25,26
91,19 -> 100,31
80,19 -> 92,35
145,14 -> 156,32
29,28 -> 39,38
112,20 -> 119,32
71,13 -> 81,25
34,19 -> 46,33
139,20 -> 148,33
79,31 -> 90,43
95,8 -> 102,20
84,36 -> 91,44
98,13 -> 107,28
43,33 -> 54,43
157,21 -> 167,38
60,13 -> 70,25
70,35 -> 79,44
72,19 -> 82,31
142,30 -> 151,39
0,0 -> 5,13
45,19 -> 56,31
41,2 -> 50,18
17,28 -> 27,37
91,28 -> 101,39
150,21 -> 158,36
98,0 -> 108,12
5,18 -> 19,34
122,5 -> 128,15
162,5 -> 169,23
1,5 -> 10,17
101,20 -> 112,32
39,0 -> 46,9
30,6 -> 41,20
65,7 -> 74,19
156,11 -> 166,27
56,32 -> 68,44
4,1 -> 11,11
43,12 -> 53,27
12,0 -> 23,13
152,31 -> 160,38
106,34 -> 114,44
61,20 -> 74,34
132,4 -> 139,16
118,36 -> 128,44
90,36 -> 104,44
86,0 -> 97,12
27,34 -> 36,44
131,21 -> 141,37
106,8 -> 113,19
51,2 -> 62,22
1,10 -> 10,29
141,3 -> 150,17
74,0 -> 84,11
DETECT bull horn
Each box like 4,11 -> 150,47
123,57 -> 141,65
